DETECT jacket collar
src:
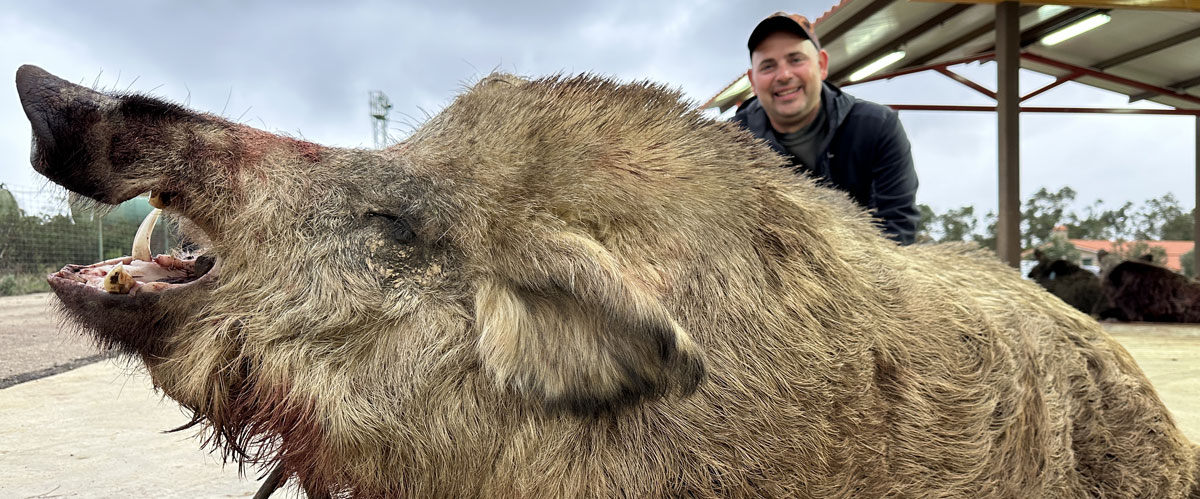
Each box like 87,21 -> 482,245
738,81 -> 856,137
821,81 -> 856,130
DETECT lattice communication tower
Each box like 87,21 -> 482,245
369,90 -> 393,149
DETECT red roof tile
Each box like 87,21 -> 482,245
1068,240 -> 1193,271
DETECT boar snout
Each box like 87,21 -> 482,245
15,64 -> 232,207
15,64 -> 115,200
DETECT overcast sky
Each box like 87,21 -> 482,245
2,0 -> 1195,218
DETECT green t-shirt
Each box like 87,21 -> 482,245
776,105 -> 829,172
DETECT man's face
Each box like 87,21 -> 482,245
747,31 -> 828,133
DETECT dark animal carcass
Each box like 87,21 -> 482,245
1027,250 -> 1102,315
1099,259 -> 1200,323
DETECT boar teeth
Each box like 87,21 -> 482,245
132,208 -> 161,262
103,263 -> 135,294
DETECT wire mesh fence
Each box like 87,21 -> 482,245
0,183 -> 174,296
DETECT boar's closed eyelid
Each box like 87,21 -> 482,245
366,211 -> 417,244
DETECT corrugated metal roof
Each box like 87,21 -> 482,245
704,1 -> 1200,111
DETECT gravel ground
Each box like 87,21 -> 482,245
0,293 -> 111,389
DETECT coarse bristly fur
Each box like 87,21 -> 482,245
15,64 -> 1200,498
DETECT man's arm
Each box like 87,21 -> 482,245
869,109 -> 920,245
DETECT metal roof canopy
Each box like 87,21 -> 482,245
705,0 -> 1200,270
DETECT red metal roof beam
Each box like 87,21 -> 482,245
935,67 -> 997,99
885,104 -> 1200,115
1020,52 -> 1200,107
1129,74 -> 1200,104
1020,72 -> 1083,102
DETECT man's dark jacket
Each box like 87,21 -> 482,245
733,82 -> 919,245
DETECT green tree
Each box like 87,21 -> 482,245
1182,248 -> 1195,278
1108,240 -> 1167,265
918,204 -> 981,243
915,204 -> 936,244
0,185 -> 22,263
1038,233 -> 1081,263
1021,187 -> 1077,249
936,206 -> 978,243
1070,200 -> 1134,241
973,211 -> 998,251
914,202 -> 995,246
918,188 -> 1197,263
0,185 -> 20,220
1134,193 -> 1193,241
1160,212 -> 1195,241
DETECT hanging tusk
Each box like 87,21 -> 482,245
132,208 -> 161,262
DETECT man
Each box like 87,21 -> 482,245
734,12 -> 920,245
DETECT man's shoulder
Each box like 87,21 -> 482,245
731,97 -> 761,121
838,93 -> 897,125
731,97 -> 768,134
826,89 -> 909,155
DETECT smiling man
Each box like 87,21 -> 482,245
734,12 -> 920,245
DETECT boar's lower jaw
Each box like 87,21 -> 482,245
49,274 -> 174,356
48,254 -> 218,355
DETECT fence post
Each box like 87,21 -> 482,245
162,220 -> 170,256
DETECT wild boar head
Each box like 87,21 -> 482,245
15,65 -> 792,487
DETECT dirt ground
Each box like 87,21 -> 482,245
0,293 -> 109,388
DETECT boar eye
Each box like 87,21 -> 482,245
366,211 -> 417,245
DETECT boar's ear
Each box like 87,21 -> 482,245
475,231 -> 706,413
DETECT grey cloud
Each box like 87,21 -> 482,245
3,0 -> 1191,216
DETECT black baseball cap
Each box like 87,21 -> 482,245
748,12 -> 821,55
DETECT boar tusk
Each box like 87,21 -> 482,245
132,208 -> 161,262
103,263 -> 136,294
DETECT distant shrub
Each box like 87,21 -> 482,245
0,273 -> 51,296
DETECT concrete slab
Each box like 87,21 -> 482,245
0,360 -> 279,498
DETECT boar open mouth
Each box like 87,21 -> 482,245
49,191 -> 221,298
40,196 -> 222,355
36,186 -> 233,310
49,252 -> 218,297
36,191 -> 217,303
